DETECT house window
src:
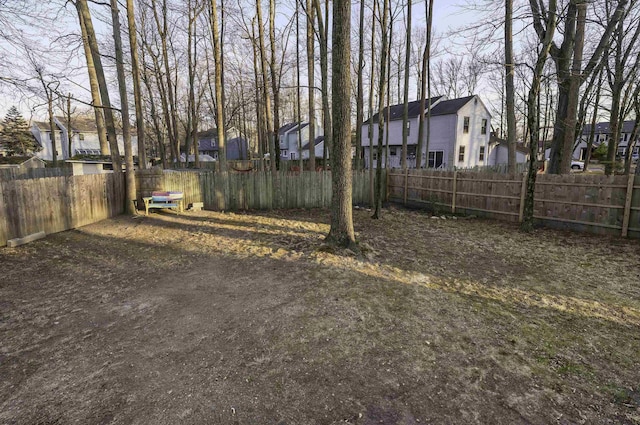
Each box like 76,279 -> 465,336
373,152 -> 377,161
79,133 -> 85,141
428,151 -> 444,168
406,121 -> 410,136
281,150 -> 288,157
463,117 -> 470,133
481,119 -> 487,135
458,146 -> 465,162
291,152 -> 296,160
389,147 -> 397,156
479,146 -> 485,161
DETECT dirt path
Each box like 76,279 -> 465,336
1,207 -> 639,424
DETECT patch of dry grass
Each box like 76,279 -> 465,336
2,206 -> 639,424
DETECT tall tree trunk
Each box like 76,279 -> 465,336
606,18 -> 625,176
210,0 -> 226,171
269,0 -> 281,170
368,0 -> 377,204
401,0 -> 411,170
296,2 -> 303,169
126,0 -> 146,169
76,0 -> 121,173
111,0 -> 136,214
522,1 -> 557,231
326,0 -> 356,249
307,0 -> 316,171
355,0 -> 365,171
185,0 -> 195,168
585,69 -> 603,172
505,0 -> 517,173
256,0 -> 276,174
252,19 -> 266,171
47,91 -> 57,166
372,0 -> 389,219
424,0 -> 434,164
66,94 -> 72,157
151,0 -> 177,163
416,36 -> 427,165
313,0 -> 331,171
77,9 -> 108,155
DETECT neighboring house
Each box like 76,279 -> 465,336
278,122 -> 324,161
197,129 -> 249,160
31,116 -> 138,161
301,135 -> 327,160
31,121 -> 65,160
487,132 -> 528,166
66,159 -> 112,175
574,120 -> 639,161
0,156 -> 46,170
361,95 -> 492,169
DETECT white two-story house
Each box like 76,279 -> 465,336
278,122 -> 324,161
361,95 -> 492,169
32,116 -> 138,161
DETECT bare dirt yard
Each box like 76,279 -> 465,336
1,206 -> 640,424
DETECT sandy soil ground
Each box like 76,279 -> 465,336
1,206 -> 639,424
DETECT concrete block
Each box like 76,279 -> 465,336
7,231 -> 46,248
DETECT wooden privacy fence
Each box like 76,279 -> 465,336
136,169 -> 382,211
0,173 -> 124,247
388,169 -> 640,238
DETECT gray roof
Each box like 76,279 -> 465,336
364,96 -> 444,124
278,122 -> 309,135
301,135 -> 324,151
429,95 -> 476,116
581,120 -> 637,135
278,122 -> 298,135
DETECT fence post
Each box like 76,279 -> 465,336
518,173 -> 527,223
622,173 -> 635,237
403,168 -> 409,204
451,171 -> 458,213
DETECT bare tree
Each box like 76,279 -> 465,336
401,0 -> 411,170
326,0 -> 356,248
126,0 -> 146,169
373,0 -> 389,219
75,0 -> 121,172
540,0 -> 629,174
110,0 -> 136,213
210,0 -> 227,171
505,0 -> 517,172
522,0 -> 558,231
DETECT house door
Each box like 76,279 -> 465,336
428,151 -> 444,168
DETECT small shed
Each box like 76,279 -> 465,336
0,156 -> 46,170
66,159 -> 111,175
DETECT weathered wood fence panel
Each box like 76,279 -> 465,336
136,169 -> 380,211
389,169 -> 640,238
0,173 -> 124,247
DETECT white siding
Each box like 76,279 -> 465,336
453,99 -> 491,168
361,95 -> 491,169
